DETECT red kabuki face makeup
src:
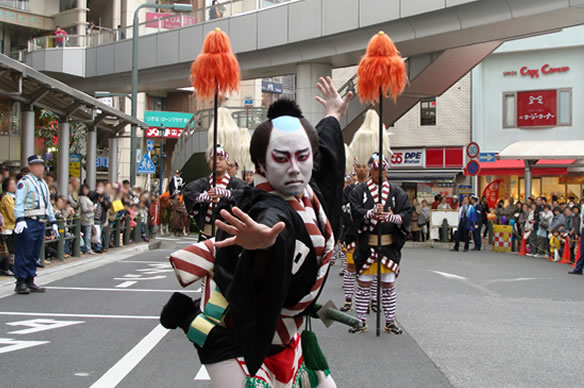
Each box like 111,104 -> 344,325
264,116 -> 313,196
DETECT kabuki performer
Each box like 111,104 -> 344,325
160,49 -> 353,387
339,132 -> 371,313
182,107 -> 248,241
348,150 -> 411,334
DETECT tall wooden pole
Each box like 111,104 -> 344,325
376,88 -> 383,337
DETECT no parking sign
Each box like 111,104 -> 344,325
465,159 -> 481,176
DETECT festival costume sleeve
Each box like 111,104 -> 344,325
389,185 -> 412,235
183,177 -> 208,215
218,204 -> 295,377
312,116 -> 345,238
349,182 -> 372,231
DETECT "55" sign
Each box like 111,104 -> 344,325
390,149 -> 424,168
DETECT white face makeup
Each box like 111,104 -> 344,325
264,116 -> 313,196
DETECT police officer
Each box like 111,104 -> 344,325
13,155 -> 59,294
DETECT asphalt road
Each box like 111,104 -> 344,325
0,239 -> 581,388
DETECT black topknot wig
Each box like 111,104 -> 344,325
250,98 -> 318,171
267,98 -> 303,119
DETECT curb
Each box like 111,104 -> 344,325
0,240 -> 165,299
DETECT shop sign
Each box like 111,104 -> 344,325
145,127 -> 184,138
390,148 -> 424,168
96,156 -> 108,169
517,90 -> 557,127
144,110 -> 193,137
69,154 -> 81,178
502,64 -> 570,78
145,12 -> 197,29
261,80 -> 283,94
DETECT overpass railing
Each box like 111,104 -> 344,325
26,0 -> 295,52
174,106 -> 267,164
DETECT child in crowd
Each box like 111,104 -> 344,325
549,230 -> 563,262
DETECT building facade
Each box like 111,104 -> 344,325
472,26 -> 584,203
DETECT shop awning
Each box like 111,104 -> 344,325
498,141 -> 584,160
388,169 -> 462,181
478,159 -> 575,176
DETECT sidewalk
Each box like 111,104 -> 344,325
0,239 -> 166,299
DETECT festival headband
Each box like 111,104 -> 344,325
368,153 -> 390,171
208,145 -> 230,161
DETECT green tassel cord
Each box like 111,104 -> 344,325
301,317 -> 329,372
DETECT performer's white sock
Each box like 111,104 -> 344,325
370,275 -> 378,302
343,270 -> 355,301
354,285 -> 370,322
381,286 -> 397,323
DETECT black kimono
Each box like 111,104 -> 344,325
182,175 -> 248,240
167,116 -> 344,378
340,183 -> 359,248
350,180 -> 411,275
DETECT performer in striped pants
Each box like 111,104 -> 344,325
348,152 -> 411,334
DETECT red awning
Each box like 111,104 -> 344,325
478,159 -> 574,176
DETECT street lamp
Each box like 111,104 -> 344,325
130,2 -> 193,186
158,125 -> 166,195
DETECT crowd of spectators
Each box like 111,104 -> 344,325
409,192 -> 582,261
0,166 -> 156,274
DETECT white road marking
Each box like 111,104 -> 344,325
485,277 -> 537,285
432,270 -> 467,280
155,237 -> 181,241
0,338 -> 50,354
113,275 -> 166,281
0,312 -> 159,320
119,260 -> 169,264
75,372 -> 92,377
43,286 -> 199,293
6,318 -> 84,335
430,270 -> 498,296
194,365 -> 210,380
89,324 -> 169,388
115,281 -> 138,288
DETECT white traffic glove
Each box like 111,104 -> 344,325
52,224 -> 60,239
14,220 -> 27,234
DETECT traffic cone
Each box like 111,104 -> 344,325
518,235 -> 527,256
559,237 -> 571,264
572,237 -> 581,267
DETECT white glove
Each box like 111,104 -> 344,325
366,209 -> 376,220
14,220 -> 27,234
52,224 -> 60,239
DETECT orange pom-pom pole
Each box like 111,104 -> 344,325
357,31 -> 407,104
190,28 -> 240,99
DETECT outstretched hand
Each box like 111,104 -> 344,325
315,76 -> 354,121
214,207 -> 285,250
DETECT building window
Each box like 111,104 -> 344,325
558,88 -> 572,126
0,0 -> 29,11
420,98 -> 436,126
502,92 -> 516,128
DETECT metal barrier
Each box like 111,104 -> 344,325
37,212 -> 153,262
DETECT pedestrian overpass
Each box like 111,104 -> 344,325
22,0 -> 584,175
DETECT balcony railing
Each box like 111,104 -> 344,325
26,0 -> 294,52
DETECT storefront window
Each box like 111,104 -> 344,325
566,184 -> 580,201
542,176 -> 564,201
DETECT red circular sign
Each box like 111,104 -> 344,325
466,142 -> 480,159
465,160 -> 481,176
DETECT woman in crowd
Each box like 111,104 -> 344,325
495,200 -> 505,224
438,196 -> 451,210
79,184 -> 95,255
411,198 -> 422,241
420,199 -> 431,241
517,203 -> 530,240
537,205 -> 553,257
0,177 -> 16,276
